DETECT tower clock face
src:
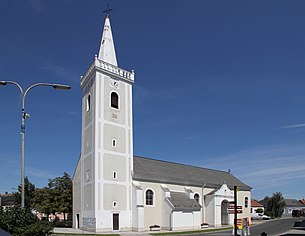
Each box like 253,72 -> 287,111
111,79 -> 119,88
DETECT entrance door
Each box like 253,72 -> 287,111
221,200 -> 229,225
113,213 -> 119,230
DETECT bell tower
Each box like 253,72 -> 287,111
75,15 -> 135,232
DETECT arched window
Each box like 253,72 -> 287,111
145,189 -> 154,205
111,92 -> 119,109
245,197 -> 249,208
86,94 -> 91,112
194,193 -> 200,203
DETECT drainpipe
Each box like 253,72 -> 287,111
202,182 -> 206,223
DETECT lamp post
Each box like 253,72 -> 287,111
0,81 -> 71,208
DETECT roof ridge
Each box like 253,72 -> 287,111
134,155 -> 231,175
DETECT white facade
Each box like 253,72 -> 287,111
73,15 -> 251,233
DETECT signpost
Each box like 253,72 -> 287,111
228,204 -> 243,214
228,205 -> 242,209
228,209 -> 243,214
234,186 -> 238,236
231,187 -> 250,236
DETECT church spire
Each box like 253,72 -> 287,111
98,15 -> 118,66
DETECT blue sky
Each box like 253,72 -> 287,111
0,0 -> 305,201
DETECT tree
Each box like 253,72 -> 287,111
47,172 -> 72,221
264,192 -> 285,218
32,187 -> 56,220
14,176 -> 35,210
22,173 -> 72,222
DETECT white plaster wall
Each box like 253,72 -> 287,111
211,184 -> 234,227
103,76 -> 126,125
171,211 -> 201,231
79,76 -> 96,229
162,198 -> 172,230
103,183 -> 127,210
205,195 -> 215,226
83,156 -> 93,182
214,196 -> 233,227
95,210 -> 132,232
72,159 -> 81,228
94,70 -> 133,231
83,184 -> 93,211
137,181 -> 213,230
205,186 -> 251,227
103,124 -> 126,153
141,183 -> 162,229
132,185 -> 138,229
156,183 -> 213,224
194,211 -> 201,229
131,185 -> 144,231
237,190 -> 251,223
103,154 -> 126,181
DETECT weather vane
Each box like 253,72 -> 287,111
103,3 -> 113,16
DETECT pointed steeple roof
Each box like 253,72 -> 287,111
98,15 -> 118,66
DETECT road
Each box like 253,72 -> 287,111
0,229 -> 11,236
249,217 -> 305,236
182,217 -> 305,236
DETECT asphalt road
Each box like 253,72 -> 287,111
0,229 -> 11,236
183,217 -> 305,236
250,217 -> 305,236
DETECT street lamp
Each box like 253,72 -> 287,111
0,81 -> 71,208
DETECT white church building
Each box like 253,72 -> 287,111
72,15 -> 252,233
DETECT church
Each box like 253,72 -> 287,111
72,15 -> 252,233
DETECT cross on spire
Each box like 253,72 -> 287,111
103,3 -> 113,17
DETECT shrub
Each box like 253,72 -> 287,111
0,207 -> 53,236
22,221 -> 53,236
256,208 -> 264,214
52,220 -> 73,228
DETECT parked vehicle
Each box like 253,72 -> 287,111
251,213 -> 271,220
292,209 -> 305,217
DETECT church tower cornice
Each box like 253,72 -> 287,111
80,55 -> 134,87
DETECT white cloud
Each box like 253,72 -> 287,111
41,62 -> 77,81
195,144 -> 305,200
27,167 -> 54,179
242,165 -> 305,178
278,123 -> 305,129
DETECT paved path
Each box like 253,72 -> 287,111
53,226 -> 229,235
53,227 -> 151,235
53,218 -> 305,236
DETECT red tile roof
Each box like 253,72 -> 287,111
251,199 -> 263,207
300,199 -> 305,205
